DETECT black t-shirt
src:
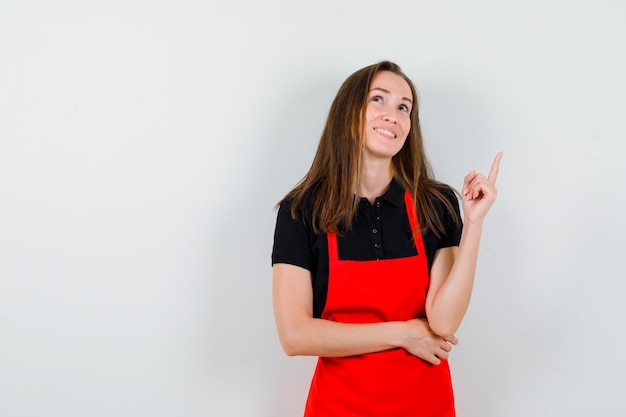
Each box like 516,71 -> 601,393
272,179 -> 463,318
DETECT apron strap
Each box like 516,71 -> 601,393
404,189 -> 426,258
403,189 -> 418,235
327,231 -> 340,262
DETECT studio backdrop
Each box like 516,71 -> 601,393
1,1 -> 624,416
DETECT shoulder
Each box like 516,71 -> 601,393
275,197 -> 308,237
421,180 -> 460,220
422,181 -> 462,245
272,197 -> 318,269
433,182 -> 459,205
276,196 -> 311,227
434,183 -> 462,246
437,184 -> 460,218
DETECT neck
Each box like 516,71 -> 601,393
359,158 -> 394,204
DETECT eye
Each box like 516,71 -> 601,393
399,104 -> 410,113
370,95 -> 383,104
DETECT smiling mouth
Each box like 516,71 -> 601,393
373,127 -> 396,138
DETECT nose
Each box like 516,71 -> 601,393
383,113 -> 397,124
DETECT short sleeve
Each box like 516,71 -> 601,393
271,199 -> 315,271
437,188 -> 463,249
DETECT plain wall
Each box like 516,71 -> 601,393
1,1 -> 625,416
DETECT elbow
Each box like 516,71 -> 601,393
428,319 -> 459,341
426,304 -> 461,340
280,340 -> 299,357
278,329 -> 305,357
282,347 -> 299,357
274,312 -> 316,356
434,329 -> 457,341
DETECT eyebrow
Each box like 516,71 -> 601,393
369,87 -> 413,104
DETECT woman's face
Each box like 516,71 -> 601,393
362,71 -> 413,162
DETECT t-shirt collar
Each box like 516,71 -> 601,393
382,179 -> 405,207
358,179 -> 405,207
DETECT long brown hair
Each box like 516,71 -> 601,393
281,61 -> 459,238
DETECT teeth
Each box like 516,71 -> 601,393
374,127 -> 396,138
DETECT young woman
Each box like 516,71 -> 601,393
272,61 -> 502,417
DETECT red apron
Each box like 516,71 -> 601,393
304,190 -> 455,417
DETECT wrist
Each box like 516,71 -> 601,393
391,321 -> 410,350
462,217 -> 484,231
393,319 -> 430,350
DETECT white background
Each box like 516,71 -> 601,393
1,1 -> 625,416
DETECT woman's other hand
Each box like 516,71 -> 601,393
400,318 -> 458,365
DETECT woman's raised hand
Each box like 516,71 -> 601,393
461,152 -> 503,224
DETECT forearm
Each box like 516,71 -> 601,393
277,316 -> 407,357
426,220 -> 483,338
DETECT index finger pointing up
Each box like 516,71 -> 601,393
488,152 -> 503,184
